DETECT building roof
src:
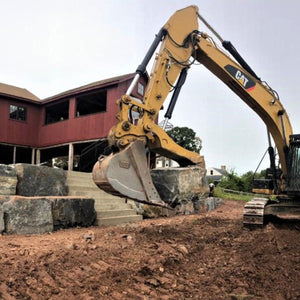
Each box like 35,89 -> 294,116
212,167 -> 228,175
207,167 -> 228,182
42,73 -> 137,103
0,82 -> 40,103
0,72 -> 148,105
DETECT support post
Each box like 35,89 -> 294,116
68,143 -> 74,171
31,148 -> 35,165
36,149 -> 41,165
13,146 -> 16,164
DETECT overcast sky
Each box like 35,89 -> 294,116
1,0 -> 300,174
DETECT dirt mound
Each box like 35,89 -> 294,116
0,200 -> 300,299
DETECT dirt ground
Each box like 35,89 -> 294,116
0,200 -> 300,300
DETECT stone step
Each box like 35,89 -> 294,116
65,170 -> 141,227
66,175 -> 95,183
93,197 -> 127,203
97,209 -> 137,218
66,180 -> 97,188
96,215 -> 142,226
67,175 -> 92,180
66,171 -> 92,178
95,203 -> 132,211
67,185 -> 108,193
68,190 -> 122,201
67,178 -> 97,187
94,198 -> 129,205
66,176 -> 93,183
95,196 -> 126,202
67,185 -> 98,192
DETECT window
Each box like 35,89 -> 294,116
9,105 -> 27,121
210,170 -> 214,175
45,101 -> 69,125
76,90 -> 107,117
137,82 -> 144,96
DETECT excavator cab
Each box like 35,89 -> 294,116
286,134 -> 300,195
244,135 -> 300,226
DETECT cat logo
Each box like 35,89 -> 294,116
225,65 -> 256,92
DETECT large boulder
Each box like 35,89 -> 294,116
51,197 -> 96,230
1,196 -> 96,234
151,166 -> 209,207
0,164 -> 17,195
196,197 -> 223,213
2,196 -> 54,234
15,164 -> 68,196
0,196 -> 10,233
135,166 -> 210,218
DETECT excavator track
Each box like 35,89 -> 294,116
264,196 -> 300,220
243,198 -> 269,226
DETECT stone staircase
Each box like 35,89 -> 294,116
66,171 -> 142,226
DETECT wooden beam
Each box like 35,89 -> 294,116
68,143 -> 74,171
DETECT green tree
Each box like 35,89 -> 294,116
218,169 -> 245,191
166,126 -> 202,153
218,169 -> 268,192
240,171 -> 255,193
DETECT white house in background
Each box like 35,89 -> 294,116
206,166 -> 228,183
156,156 -> 179,168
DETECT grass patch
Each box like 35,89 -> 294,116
213,186 -> 262,202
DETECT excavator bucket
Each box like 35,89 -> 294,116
92,140 -> 169,208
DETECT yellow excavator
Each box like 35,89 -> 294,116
93,5 -> 300,226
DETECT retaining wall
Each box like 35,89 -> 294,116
0,164 -> 96,234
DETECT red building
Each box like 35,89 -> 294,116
0,73 -> 148,171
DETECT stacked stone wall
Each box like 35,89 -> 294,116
0,164 -> 96,234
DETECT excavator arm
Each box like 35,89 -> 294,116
105,6 -> 205,167
193,34 -> 293,176
93,5 -> 293,207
